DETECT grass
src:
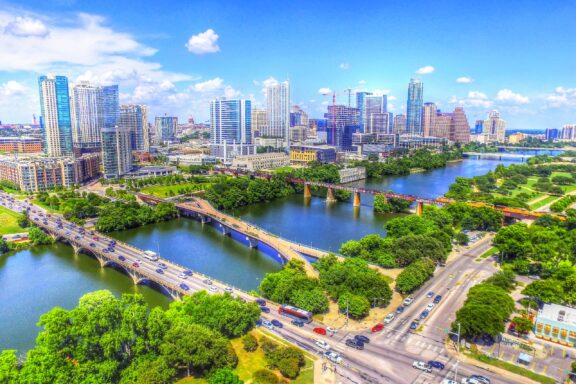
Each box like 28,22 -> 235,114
465,349 -> 556,384
480,246 -> 498,259
31,199 -> 60,213
0,205 -> 25,236
140,182 -> 208,198
528,195 -> 561,210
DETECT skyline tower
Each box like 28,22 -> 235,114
154,116 -> 178,144
483,110 -> 507,143
421,102 -> 437,137
264,80 -> 290,147
120,105 -> 148,152
210,99 -> 251,146
406,78 -> 423,135
70,81 -> 102,148
38,75 -> 73,157
450,107 -> 470,143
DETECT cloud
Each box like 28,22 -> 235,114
318,87 -> 332,95
185,29 -> 220,55
416,66 -> 434,75
339,63 -> 350,70
358,80 -> 366,85
192,77 -> 224,92
546,86 -> 576,108
456,76 -> 473,84
4,16 -> 49,37
449,90 -> 493,108
262,77 -> 279,88
468,91 -> 488,99
0,80 -> 27,96
387,95 -> 397,101
496,89 -> 529,104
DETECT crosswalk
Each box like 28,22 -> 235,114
412,355 -> 455,384
376,331 -> 446,354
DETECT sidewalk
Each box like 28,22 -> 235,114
314,359 -> 338,384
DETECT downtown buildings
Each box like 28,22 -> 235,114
406,78 -> 423,135
38,75 -> 74,157
210,98 -> 254,161
264,80 -> 290,148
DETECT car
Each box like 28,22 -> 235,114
92,236 -> 99,240
468,375 -> 491,384
313,327 -> 327,335
354,335 -> 370,344
260,306 -> 270,313
371,323 -> 384,332
118,255 -> 126,261
155,268 -> 164,274
384,313 -> 395,324
323,351 -> 343,364
428,360 -> 445,369
419,310 -> 430,319
224,287 -> 233,293
327,327 -> 338,333
108,248 -> 115,253
426,291 -> 435,298
33,217 -> 39,221
271,320 -> 283,328
315,340 -> 330,350
180,283 -> 190,291
103,249 -> 109,253
396,305 -> 405,314
256,299 -> 267,306
65,231 -> 71,236
262,320 -> 274,330
89,242 -> 96,247
209,286 -> 218,293
425,303 -> 435,311
441,380 -> 458,384
291,319 -> 304,327
410,319 -> 420,330
345,339 -> 364,350
178,272 -> 188,279
433,295 -> 442,304
204,279 -> 213,285
158,262 -> 167,269
183,269 -> 193,276
255,319 -> 262,326
132,262 -> 140,268
403,297 -> 414,306
412,361 -> 432,373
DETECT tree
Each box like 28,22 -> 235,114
242,334 -> 258,352
28,227 -> 53,246
384,216 -> 436,238
120,356 -> 176,384
522,279 -> 565,304
0,239 -> 9,254
455,232 -> 469,245
484,270 -> 516,291
265,346 -> 304,379
209,368 -> 244,384
494,223 -> 532,261
0,350 -> 19,384
338,292 -> 370,318
395,258 -> 436,294
511,316 -> 533,334
391,235 -> 447,266
252,369 -> 280,384
454,304 -> 506,338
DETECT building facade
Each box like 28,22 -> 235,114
210,99 -> 251,148
430,113 -> 452,140
406,78 -> 423,135
534,304 -> 576,347
70,82 -> 102,147
251,108 -> 267,141
421,102 -> 437,137
101,126 -> 133,179
363,95 -> 387,133
393,114 -> 407,134
231,153 -> 290,171
121,105 -> 148,152
561,125 -> 576,141
324,105 -> 360,148
450,107 -> 470,143
338,167 -> 367,183
154,116 -> 178,144
0,137 -> 42,153
545,128 -> 560,141
264,80 -> 290,146
38,75 -> 73,157
289,145 -> 337,164
483,110 -> 507,143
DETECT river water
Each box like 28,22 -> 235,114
0,152 -> 562,351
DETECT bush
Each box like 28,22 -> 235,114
455,232 -> 469,245
242,334 -> 258,352
338,292 -> 370,318
252,369 -> 280,384
395,258 -> 436,294
265,346 -> 305,379
260,339 -> 278,354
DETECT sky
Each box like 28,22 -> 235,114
0,0 -> 575,129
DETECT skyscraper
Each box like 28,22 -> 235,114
290,105 -> 309,128
70,82 -> 102,147
406,78 -> 423,135
368,113 -> 390,135
450,107 -> 470,143
324,105 -> 359,148
101,85 -> 119,129
393,114 -> 406,134
154,116 -> 178,144
264,80 -> 290,146
38,75 -> 73,157
101,126 -> 132,179
474,120 -> 484,134
483,110 -> 506,142
421,102 -> 437,137
363,95 -> 387,133
430,112 -> 452,140
210,99 -> 251,145
356,91 -> 372,131
251,108 -> 267,141
120,105 -> 148,151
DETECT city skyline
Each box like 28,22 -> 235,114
0,1 -> 575,129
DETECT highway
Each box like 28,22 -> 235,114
0,192 -> 528,384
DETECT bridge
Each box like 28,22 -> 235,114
463,152 -> 533,161
213,166 -> 564,221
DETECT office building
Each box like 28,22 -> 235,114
355,92 -> 371,131
101,126 -> 132,179
508,132 -> 526,144
231,153 -> 290,171
0,137 -> 42,153
561,125 -> 576,141
121,105 -> 148,151
210,99 -> 253,161
483,110 -> 507,143
154,116 -> 178,144
368,113 -> 390,135
289,145 -> 337,164
290,105 -> 309,127
406,78 -> 423,135
289,125 -> 307,143
421,102 -> 437,137
251,108 -> 267,140
430,112 -> 452,140
70,82 -> 102,147
534,303 -> 576,346
363,95 -> 387,133
450,107 -> 470,143
324,105 -> 360,148
101,85 -> 119,129
38,75 -> 73,157
474,120 -> 484,134
545,128 -> 560,141
264,80 -> 290,146
393,114 -> 407,134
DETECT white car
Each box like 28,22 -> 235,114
262,320 -> 274,330
327,327 -> 338,333
324,351 -> 342,364
224,287 -> 233,293
403,297 -> 414,306
425,303 -> 435,311
209,286 -> 218,293
384,313 -> 395,324
315,340 -> 331,350
178,272 -> 188,279
412,361 -> 431,373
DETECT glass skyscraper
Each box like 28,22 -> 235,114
356,91 -> 371,132
154,116 -> 178,144
406,78 -> 423,135
38,75 -> 73,157
120,105 -> 148,151
210,99 -> 251,145
264,81 -> 290,147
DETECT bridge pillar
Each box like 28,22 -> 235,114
200,215 -> 211,224
326,187 -> 337,203
71,243 -> 81,254
353,192 -> 361,207
415,201 -> 424,216
303,184 -> 312,199
219,224 -> 230,236
246,237 -> 258,248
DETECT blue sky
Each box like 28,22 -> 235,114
0,0 -> 575,129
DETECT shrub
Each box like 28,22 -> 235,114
242,334 -> 258,352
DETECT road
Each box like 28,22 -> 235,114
0,192 -> 528,384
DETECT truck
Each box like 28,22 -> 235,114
144,250 -> 159,261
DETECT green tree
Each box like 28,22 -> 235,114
454,303 -> 507,338
511,316 -> 533,334
0,239 -> 9,254
484,270 -> 516,291
252,369 -> 280,384
522,279 -> 564,303
338,292 -> 370,318
0,350 -> 19,384
208,368 -> 244,384
28,226 -> 53,245
242,334 -> 258,352
455,232 -> 469,245
395,258 -> 436,294
494,223 -> 532,261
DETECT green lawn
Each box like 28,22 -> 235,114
32,199 -> 60,213
480,246 -> 499,259
0,205 -> 25,236
140,183 -> 209,198
528,195 -> 561,210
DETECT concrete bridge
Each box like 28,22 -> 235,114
463,152 -> 533,161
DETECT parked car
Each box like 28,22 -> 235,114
271,319 -> 283,328
313,327 -> 327,335
412,361 -> 432,373
256,299 -> 266,306
345,339 -> 364,350
260,306 -> 270,313
396,305 -> 405,314
428,360 -> 445,369
433,295 -> 443,304
410,319 -> 420,330
354,335 -> 370,343
371,324 -> 384,332
291,319 -> 304,327
384,313 -> 395,324
403,297 -> 414,306
426,291 -> 434,298
315,340 -> 330,350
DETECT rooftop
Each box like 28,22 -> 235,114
538,303 -> 576,326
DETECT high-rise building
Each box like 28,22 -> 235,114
120,105 -> 148,152
290,105 -> 309,128
356,92 -> 372,131
363,95 -> 387,133
430,112 -> 452,140
38,75 -> 73,157
561,125 -> 576,140
324,105 -> 359,148
102,85 -> 119,129
368,113 -> 390,135
251,108 -> 267,140
545,128 -> 559,141
154,116 -> 178,144
474,120 -> 484,134
421,102 -> 437,137
264,80 -> 290,146
450,107 -> 470,143
406,78 -> 423,135
101,126 -> 132,179
70,82 -> 102,147
210,99 -> 251,145
483,110 -> 506,143
393,114 -> 407,134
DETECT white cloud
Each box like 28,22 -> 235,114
468,91 -> 488,99
0,80 -> 27,96
358,80 -> 366,85
192,77 -> 224,92
4,16 -> 49,37
339,63 -> 350,70
456,76 -> 473,84
185,29 -> 220,55
449,91 -> 493,108
318,87 -> 332,95
416,66 -> 435,75
546,86 -> 576,108
387,95 -> 397,101
496,89 -> 529,104
262,77 -> 278,87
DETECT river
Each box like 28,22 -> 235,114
0,152 -> 561,351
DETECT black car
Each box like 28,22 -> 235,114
410,319 -> 420,330
428,360 -> 445,369
354,335 -> 370,344
180,283 -> 190,291
156,268 -> 164,274
256,299 -> 267,306
433,295 -> 442,304
108,248 -> 115,253
291,319 -> 304,327
183,270 -> 193,276
396,305 -> 405,314
419,310 -> 429,319
271,319 -> 283,328
260,306 -> 270,313
118,255 -> 126,261
345,339 -> 364,350
89,243 -> 96,247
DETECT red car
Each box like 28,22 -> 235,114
132,262 -> 140,268
371,324 -> 384,332
313,327 -> 327,335
93,236 -> 99,240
